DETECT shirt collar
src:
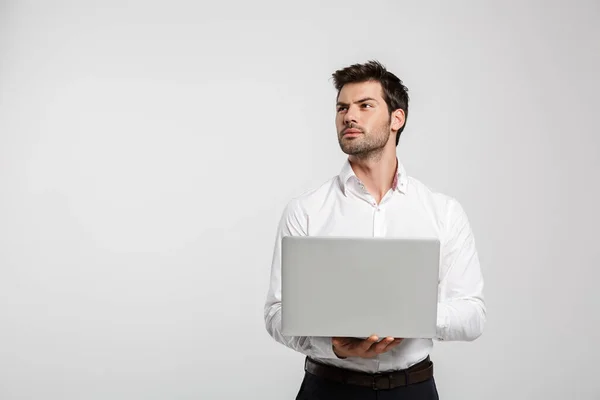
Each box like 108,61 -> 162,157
339,157 -> 408,196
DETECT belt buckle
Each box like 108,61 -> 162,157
371,374 -> 391,391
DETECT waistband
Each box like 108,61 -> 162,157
304,356 -> 433,390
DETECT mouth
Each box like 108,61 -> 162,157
342,128 -> 362,137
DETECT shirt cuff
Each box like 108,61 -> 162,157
309,336 -> 340,359
436,303 -> 450,340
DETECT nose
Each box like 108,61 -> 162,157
343,104 -> 358,125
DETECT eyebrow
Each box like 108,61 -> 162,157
336,97 -> 379,107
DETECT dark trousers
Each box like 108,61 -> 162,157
295,371 -> 440,400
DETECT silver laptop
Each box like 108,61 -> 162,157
281,236 -> 440,339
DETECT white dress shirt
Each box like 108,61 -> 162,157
264,158 -> 486,373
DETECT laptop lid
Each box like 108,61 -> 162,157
281,236 -> 440,339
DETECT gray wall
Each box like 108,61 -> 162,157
1,1 -> 598,399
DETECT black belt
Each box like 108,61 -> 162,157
305,356 -> 433,390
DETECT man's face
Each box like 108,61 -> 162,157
335,81 -> 392,157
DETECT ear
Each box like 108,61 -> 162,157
391,109 -> 405,132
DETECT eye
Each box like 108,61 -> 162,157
362,103 -> 373,108
337,106 -> 347,112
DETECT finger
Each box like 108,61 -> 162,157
386,337 -> 403,345
383,338 -> 404,351
332,337 -> 352,348
373,337 -> 395,353
364,336 -> 388,355
359,335 -> 379,352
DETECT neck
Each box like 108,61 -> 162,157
348,146 -> 398,204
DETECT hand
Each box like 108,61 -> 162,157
332,335 -> 403,359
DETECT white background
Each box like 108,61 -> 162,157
1,1 -> 599,399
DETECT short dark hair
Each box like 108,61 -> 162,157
331,60 -> 409,146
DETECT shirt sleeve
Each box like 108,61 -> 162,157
263,199 -> 340,359
435,198 -> 487,341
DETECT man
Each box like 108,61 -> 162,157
264,60 -> 486,399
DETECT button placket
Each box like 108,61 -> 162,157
373,203 -> 385,237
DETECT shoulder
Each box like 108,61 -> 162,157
406,176 -> 471,232
278,174 -> 340,227
284,174 -> 340,214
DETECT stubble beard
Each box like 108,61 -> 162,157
338,119 -> 392,161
